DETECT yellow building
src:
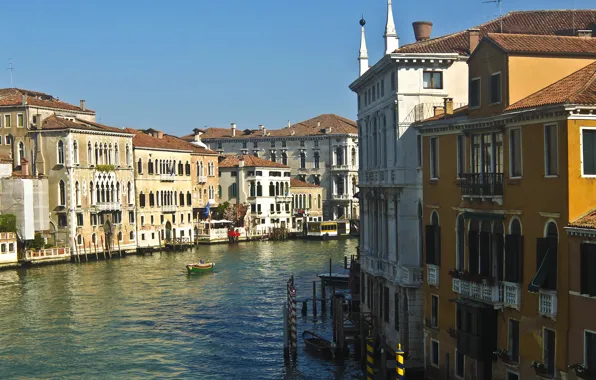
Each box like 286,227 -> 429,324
185,128 -> 220,220
417,35 -> 596,380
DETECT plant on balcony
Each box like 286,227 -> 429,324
531,361 -> 549,375
569,364 -> 593,379
492,349 -> 509,362
96,164 -> 115,172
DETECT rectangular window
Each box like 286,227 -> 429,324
160,215 -> 164,224
431,340 -> 439,367
253,142 -> 258,149
509,319 -> 520,363
457,135 -> 465,176
394,293 -> 399,331
544,124 -> 558,176
469,78 -> 481,108
242,142 -> 247,149
17,114 -> 24,128
423,71 -> 443,89
141,216 -> 145,225
544,328 -> 556,376
431,294 -> 438,327
381,79 -> 385,97
390,72 -> 396,90
300,140 -> 305,147
510,128 -> 522,177
128,211 -> 135,223
489,72 -> 502,104
282,141 -> 287,148
141,233 -> 145,241
76,213 -> 84,227
455,350 -> 464,378
582,129 -> 596,175
91,214 -> 98,226
4,114 -> 10,128
586,331 -> 596,372
429,137 -> 438,179
217,142 -> 222,149
231,171 -> 237,177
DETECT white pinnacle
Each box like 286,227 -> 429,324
384,0 -> 399,54
359,20 -> 369,76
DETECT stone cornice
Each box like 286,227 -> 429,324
203,134 -> 357,143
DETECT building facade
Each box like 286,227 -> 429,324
289,178 -> 324,232
183,114 -> 359,220
417,34 -> 596,380
218,155 -> 291,233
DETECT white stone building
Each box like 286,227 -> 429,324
218,155 -> 291,234
183,114 -> 359,221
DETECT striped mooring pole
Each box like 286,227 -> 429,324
366,334 -> 374,380
396,343 -> 406,380
289,285 -> 297,353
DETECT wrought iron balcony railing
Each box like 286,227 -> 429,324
459,172 -> 504,197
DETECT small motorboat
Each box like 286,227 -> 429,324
302,330 -> 333,358
186,262 -> 215,274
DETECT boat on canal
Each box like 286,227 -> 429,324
186,262 -> 215,274
304,220 -> 351,240
302,330 -> 334,359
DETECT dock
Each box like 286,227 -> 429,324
318,272 -> 350,286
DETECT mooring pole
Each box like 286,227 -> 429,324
344,255 -> 347,269
396,343 -> 406,380
366,334 -> 374,380
283,304 -> 289,359
321,279 -> 326,313
312,280 -> 317,317
289,285 -> 297,358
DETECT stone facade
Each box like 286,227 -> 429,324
289,178 -> 324,232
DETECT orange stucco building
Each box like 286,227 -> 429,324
417,33 -> 596,380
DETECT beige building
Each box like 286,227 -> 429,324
289,178 -> 323,231
186,128 -> 220,220
128,129 -> 218,247
30,115 -> 136,252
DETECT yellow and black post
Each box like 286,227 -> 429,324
366,334 -> 374,380
396,343 -> 405,380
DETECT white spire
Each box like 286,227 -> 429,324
384,0 -> 399,54
359,17 -> 369,76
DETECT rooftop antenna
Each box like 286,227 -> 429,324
483,0 -> 503,33
7,58 -> 14,86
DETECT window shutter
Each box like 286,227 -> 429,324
505,234 -> 516,282
496,234 -> 504,281
426,225 -> 436,264
480,232 -> 491,276
581,243 -> 590,295
435,226 -> 441,266
547,237 -> 558,290
517,236 -> 524,282
469,231 -> 479,274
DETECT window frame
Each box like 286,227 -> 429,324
544,123 -> 559,177
489,72 -> 502,105
585,329 -> 596,370
509,127 -> 523,178
508,318 -> 520,363
430,339 -> 440,368
423,71 -> 443,90
455,349 -> 465,379
429,136 -> 439,179
456,134 -> 465,177
431,294 -> 439,328
580,127 -> 596,177
543,327 -> 556,376
17,113 -> 24,128
469,77 -> 481,109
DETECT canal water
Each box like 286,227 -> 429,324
0,239 -> 362,379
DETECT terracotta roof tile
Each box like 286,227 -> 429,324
290,178 -> 320,188
506,61 -> 596,111
0,88 -> 93,112
199,114 -> 357,140
396,10 -> 596,55
219,155 -> 289,169
569,209 -> 596,229
125,128 -> 217,154
40,115 -> 129,134
486,33 -> 596,55
421,106 -> 469,122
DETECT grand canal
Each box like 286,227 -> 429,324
0,239 -> 361,379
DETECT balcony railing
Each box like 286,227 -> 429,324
162,205 -> 177,213
332,194 -> 352,201
197,175 -> 207,183
539,291 -> 557,318
459,173 -> 504,197
275,195 -> 292,202
503,282 -> 521,309
331,164 -> 353,171
452,278 -> 502,303
160,174 -> 176,182
96,202 -> 121,211
427,265 -> 439,286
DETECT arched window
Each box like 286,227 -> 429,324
317,194 -> 321,208
257,182 -> 262,197
179,192 -> 185,206
336,176 -> 344,195
18,141 -> 25,163
269,182 -> 275,196
127,182 -> 133,205
88,142 -> 92,165
250,182 -> 256,197
545,221 -> 558,239
103,144 -> 108,164
282,152 -> 288,165
426,210 -> 440,266
271,152 -> 276,162
178,161 -> 184,175
130,231 -> 135,240
118,231 -> 123,241
116,182 -> 120,203
456,214 -> 465,270
57,140 -> 65,165
75,181 -> 81,206
300,152 -> 306,169
314,152 -> 320,169
114,144 -> 119,166
73,140 -> 78,164
148,159 -> 154,174
185,161 -> 191,176
351,148 -> 356,167
77,234 -> 82,245
510,218 -> 522,235
218,185 -> 222,199
58,180 -> 66,205
336,146 -> 344,166
108,144 -> 113,164
126,145 -> 131,166
137,158 -> 143,174
89,181 -> 94,205
187,192 -> 192,206
308,194 -> 312,209
95,143 -> 99,164
275,182 -> 280,196
96,183 -> 100,204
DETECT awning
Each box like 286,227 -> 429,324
463,211 -> 505,221
528,247 -> 554,293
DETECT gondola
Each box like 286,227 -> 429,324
186,262 -> 215,274
302,330 -> 334,358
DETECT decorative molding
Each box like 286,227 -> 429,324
451,207 -> 523,215
425,204 -> 440,209
539,212 -> 560,219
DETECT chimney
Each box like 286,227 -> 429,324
468,28 -> 480,53
193,128 -> 203,143
231,122 -> 237,137
21,158 -> 29,176
412,21 -> 433,41
444,98 -> 454,116
238,157 -> 245,167
156,130 -> 164,139
577,29 -> 593,38
21,95 -> 27,105
433,106 -> 445,117
259,125 -> 266,136
80,99 -> 86,110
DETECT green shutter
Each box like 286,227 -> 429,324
584,130 -> 596,175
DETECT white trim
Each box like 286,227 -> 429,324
508,216 -> 523,235
3,114 -> 10,128
430,338 -> 440,368
489,71 -> 502,105
543,219 -> 559,240
454,348 -> 465,379
509,127 -> 523,178
469,77 -> 481,109
580,126 -> 596,177
544,123 -> 559,177
16,113 -> 24,128
430,210 -> 440,226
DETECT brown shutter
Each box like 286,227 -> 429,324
469,231 -> 479,274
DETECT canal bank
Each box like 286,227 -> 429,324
0,239 -> 361,379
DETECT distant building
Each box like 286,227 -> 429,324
0,232 -> 17,267
289,178 -> 323,232
182,114 -> 359,220
218,155 -> 291,233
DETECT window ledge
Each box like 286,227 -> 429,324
544,175 -> 559,179
489,101 -> 502,106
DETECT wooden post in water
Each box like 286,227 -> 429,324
158,233 -> 162,253
283,304 -> 289,359
332,295 -> 336,342
312,281 -> 317,317
82,237 -> 88,261
336,295 -> 345,358
321,279 -> 326,313
344,255 -> 348,269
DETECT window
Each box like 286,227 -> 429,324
390,72 -> 396,90
57,140 -> 65,165
505,218 -> 524,283
489,72 -> 502,104
469,78 -> 481,108
585,331 -> 596,372
383,286 -> 389,323
17,114 -> 24,128
381,79 -> 385,97
58,214 -> 67,227
429,137 -> 438,179
426,211 -> 441,266
508,319 -> 519,363
91,214 -> 98,226
456,215 -> 465,270
431,340 -> 439,367
300,153 -> 306,169
58,180 -> 66,206
544,124 -> 558,176
455,350 -> 464,378
282,152 -> 288,165
4,114 -> 10,128
423,71 -> 443,89
76,213 -> 84,226
431,294 -> 438,327
456,135 -> 465,176
18,141 -> 25,163
137,158 -> 143,174
510,128 -> 522,177
506,372 -> 519,380
128,211 -> 135,224
543,329 -> 556,376
582,128 -> 596,176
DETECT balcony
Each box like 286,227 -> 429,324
399,266 -> 423,287
427,265 -> 439,286
162,205 -> 177,213
503,282 -> 521,309
96,202 -> 120,211
332,194 -> 352,201
160,174 -> 176,182
197,175 -> 207,183
539,290 -> 557,318
275,195 -> 292,203
331,164 -> 353,172
459,173 -> 504,202
452,277 -> 502,304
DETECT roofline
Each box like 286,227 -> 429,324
202,132 -> 358,141
0,104 -> 96,114
220,165 -> 290,169
132,145 -> 194,153
471,36 -> 596,60
33,127 -> 133,137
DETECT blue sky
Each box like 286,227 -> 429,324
1,0 -> 593,134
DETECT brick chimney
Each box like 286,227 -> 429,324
412,21 -> 433,41
156,130 -> 164,139
231,122 -> 236,137
433,106 -> 445,117
468,28 -> 480,53
80,99 -> 86,110
444,98 -> 454,116
21,158 -> 29,176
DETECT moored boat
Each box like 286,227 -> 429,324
186,262 -> 215,274
302,330 -> 333,358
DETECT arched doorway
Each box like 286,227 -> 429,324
165,221 -> 172,241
